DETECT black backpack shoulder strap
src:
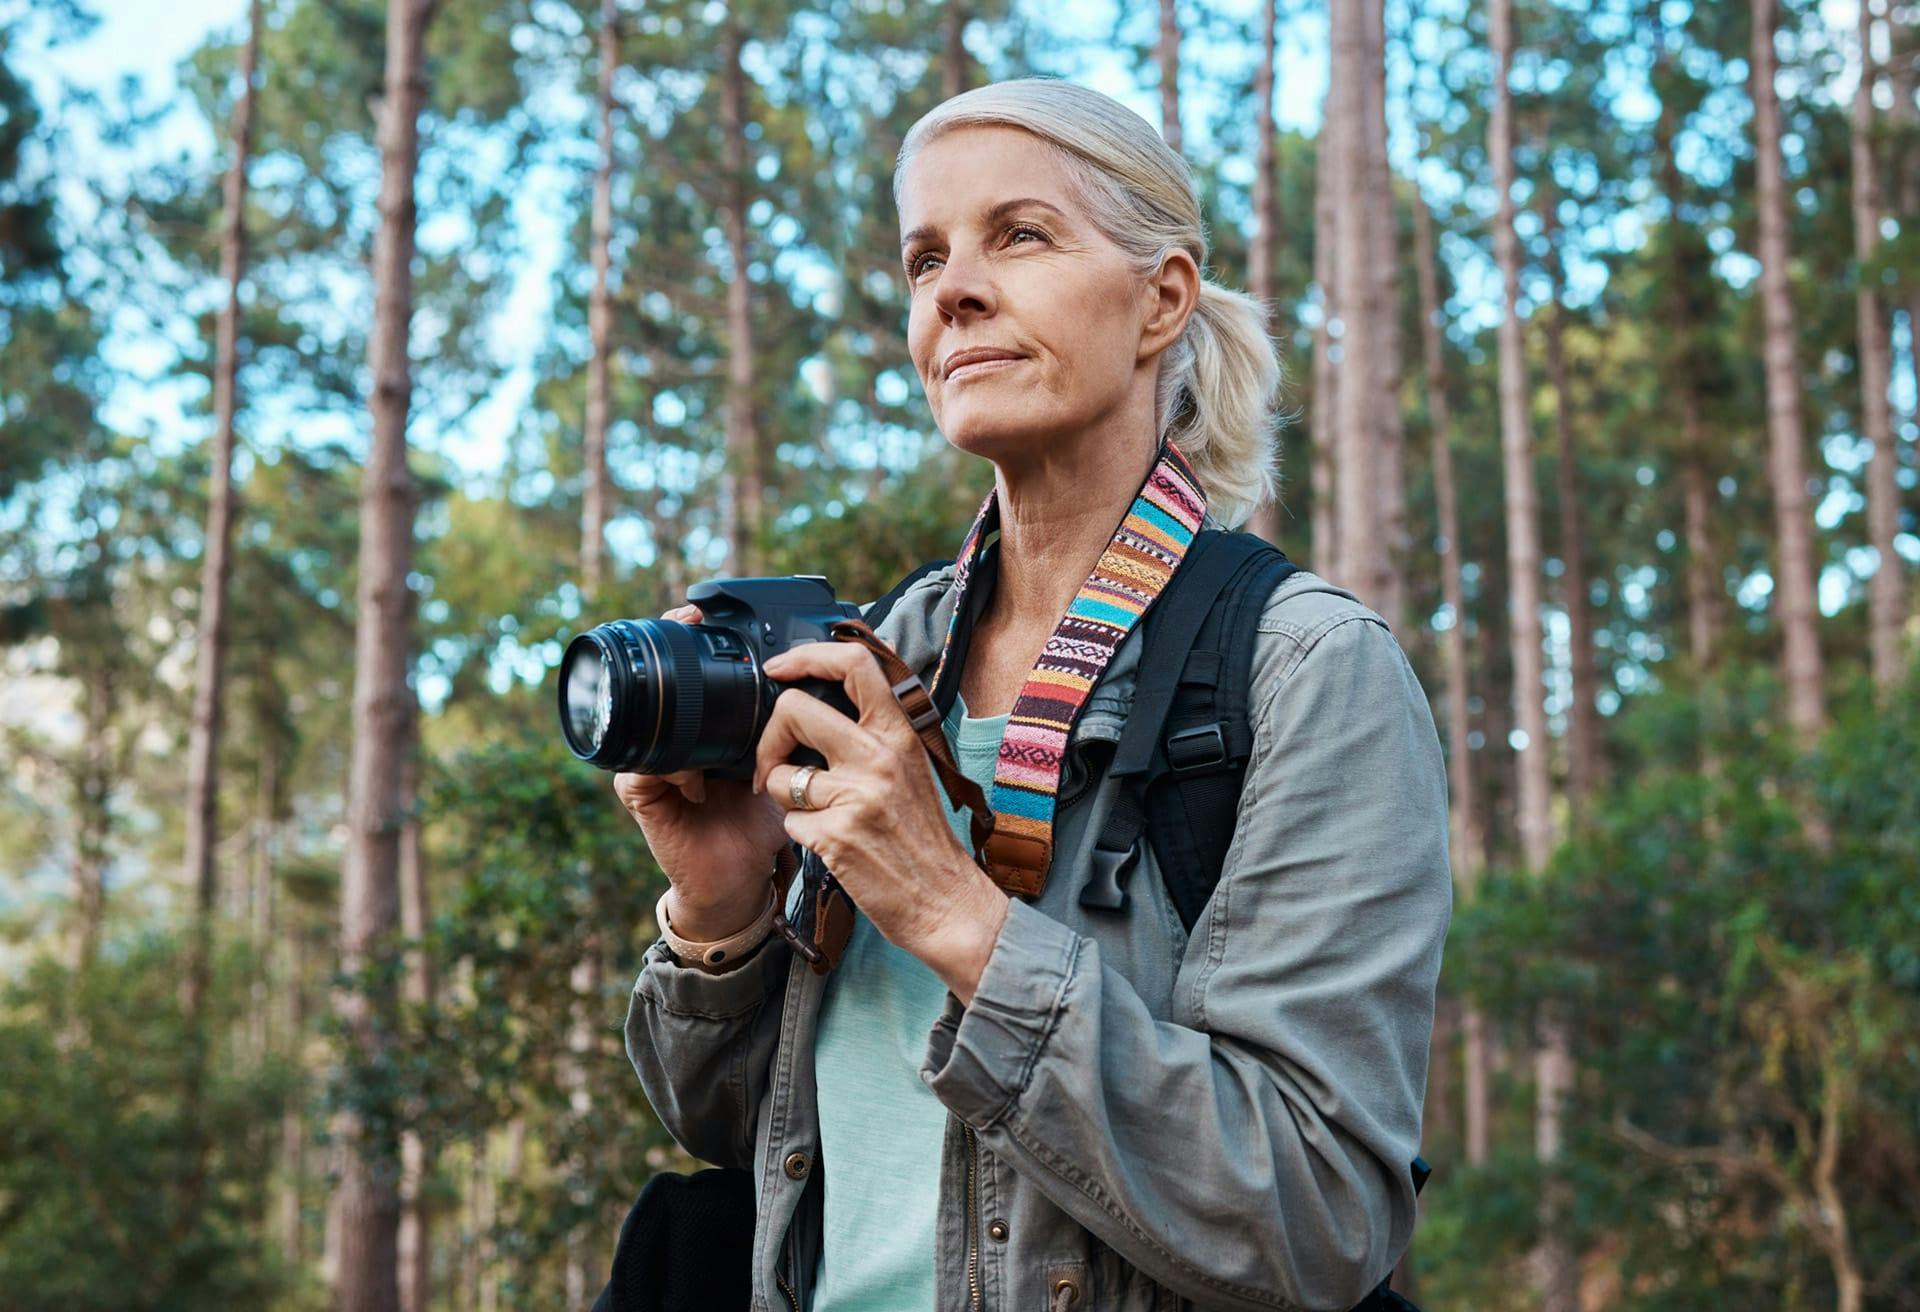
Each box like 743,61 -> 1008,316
861,558 -> 953,632
1079,530 -> 1296,920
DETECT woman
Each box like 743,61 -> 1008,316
617,79 -> 1451,1312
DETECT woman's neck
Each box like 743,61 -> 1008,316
987,426 -> 1161,630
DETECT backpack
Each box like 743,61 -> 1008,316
597,531 -> 1431,1312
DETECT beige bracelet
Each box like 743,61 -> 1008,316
657,885 -> 777,971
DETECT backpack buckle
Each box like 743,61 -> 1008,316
1166,723 -> 1226,772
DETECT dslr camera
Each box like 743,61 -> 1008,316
557,575 -> 862,779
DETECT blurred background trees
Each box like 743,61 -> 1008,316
0,0 -> 1915,1307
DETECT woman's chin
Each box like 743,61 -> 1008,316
938,408 -> 1060,456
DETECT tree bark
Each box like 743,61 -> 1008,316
582,0 -> 618,603
1491,5 -> 1574,1307
1852,0 -> 1903,690
183,0 -> 262,1027
1245,0 -> 1282,547
279,917 -> 308,1264
1489,0 -> 1552,877
1157,0 -> 1181,152
1331,0 -> 1382,605
1538,191 -> 1599,827
1309,91 -> 1340,575
1747,0 -> 1828,736
1364,0 -> 1408,635
397,714 -> 432,1312
719,12 -> 762,576
1894,5 -> 1920,474
1412,184 -> 1490,1165
942,1 -> 970,102
70,662 -> 113,976
1654,58 -> 1722,675
562,4 -> 621,1300
334,2 -> 436,1309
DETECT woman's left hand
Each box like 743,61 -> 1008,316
753,640 -> 1010,1004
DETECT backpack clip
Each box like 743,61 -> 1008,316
1166,723 -> 1227,772
1080,837 -> 1140,911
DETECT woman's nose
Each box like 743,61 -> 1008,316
933,245 -> 996,324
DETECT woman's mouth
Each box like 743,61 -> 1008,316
940,349 -> 1029,380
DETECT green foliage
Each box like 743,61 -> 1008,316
1424,661 -> 1920,1308
0,934 -> 299,1310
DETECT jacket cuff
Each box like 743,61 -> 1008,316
921,897 -> 1081,1128
632,932 -> 789,1021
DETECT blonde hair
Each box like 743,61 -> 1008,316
895,77 -> 1284,528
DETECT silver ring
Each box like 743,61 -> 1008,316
789,764 -> 821,811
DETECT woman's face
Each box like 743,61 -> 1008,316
897,126 -> 1187,461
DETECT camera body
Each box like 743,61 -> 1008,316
557,574 -> 862,779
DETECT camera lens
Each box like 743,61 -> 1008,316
556,618 -> 763,774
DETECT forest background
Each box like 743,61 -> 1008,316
2,0 -> 1917,1308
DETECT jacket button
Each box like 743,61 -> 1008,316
783,1151 -> 810,1179
987,1219 -> 1008,1242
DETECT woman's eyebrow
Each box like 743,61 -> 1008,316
901,197 -> 1071,250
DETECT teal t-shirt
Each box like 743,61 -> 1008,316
809,690 -> 1008,1309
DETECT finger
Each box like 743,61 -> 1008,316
753,687 -> 875,797
762,639 -> 909,734
661,604 -> 704,623
762,760 -> 839,814
615,767 -> 704,808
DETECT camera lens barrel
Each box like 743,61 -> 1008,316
557,617 -> 764,775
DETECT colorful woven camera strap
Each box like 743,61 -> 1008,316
928,435 -> 1210,898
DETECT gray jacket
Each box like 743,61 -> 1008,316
624,524 -> 1453,1312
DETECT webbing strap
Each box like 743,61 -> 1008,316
1083,533 -> 1294,914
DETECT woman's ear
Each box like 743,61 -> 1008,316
1137,248 -> 1201,362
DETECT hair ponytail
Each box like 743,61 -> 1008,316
1158,280 -> 1283,529
898,78 -> 1290,529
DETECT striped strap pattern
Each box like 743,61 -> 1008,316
930,438 -> 1209,896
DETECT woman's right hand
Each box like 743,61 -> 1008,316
614,604 -> 793,940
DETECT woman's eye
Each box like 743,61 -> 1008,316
1007,224 -> 1046,245
909,251 -> 942,279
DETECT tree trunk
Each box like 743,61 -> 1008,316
1654,58 -> 1722,676
1894,5 -> 1920,482
1331,0 -> 1381,604
1309,91 -> 1340,575
582,0 -> 618,603
1364,0 -> 1408,635
1157,0 -> 1181,152
1488,1 -> 1551,877
183,0 -> 261,1027
719,12 -> 762,576
249,723 -> 278,1061
279,918 -> 308,1264
1245,0 -> 1282,547
564,952 -> 603,1306
1412,184 -> 1490,1165
1491,5 -> 1574,1306
942,1 -> 969,102
1682,454 -> 1721,670
397,715 -> 432,1312
1538,192 -> 1599,827
1747,0 -> 1828,736
562,4 -> 621,1300
69,651 -> 116,978
1852,0 -> 1903,690
334,2 -> 436,1309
